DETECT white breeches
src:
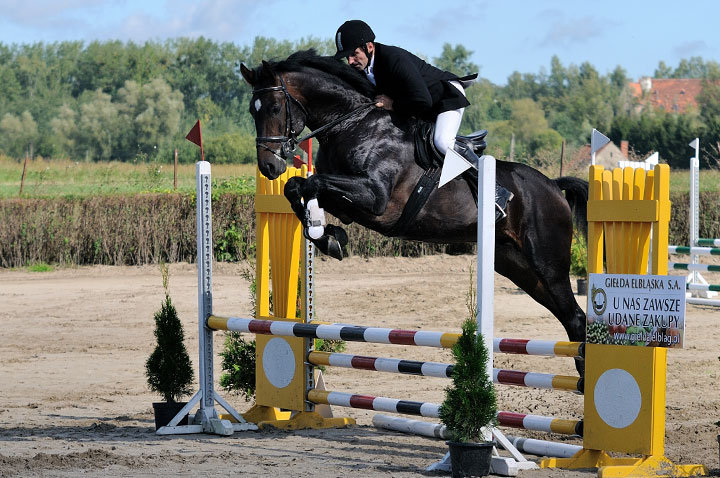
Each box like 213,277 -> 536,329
433,80 -> 466,155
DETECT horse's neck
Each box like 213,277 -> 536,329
300,78 -> 370,132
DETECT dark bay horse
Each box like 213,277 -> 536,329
240,50 -> 589,350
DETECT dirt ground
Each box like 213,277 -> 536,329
1,254 -> 719,477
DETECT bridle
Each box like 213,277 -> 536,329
252,76 -> 309,159
252,75 -> 375,160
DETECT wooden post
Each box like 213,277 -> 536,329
174,148 -> 178,190
19,151 -> 28,196
560,140 -> 565,176
509,133 -> 515,161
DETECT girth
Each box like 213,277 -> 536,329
388,166 -> 443,236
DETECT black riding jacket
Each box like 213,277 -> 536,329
371,42 -> 472,120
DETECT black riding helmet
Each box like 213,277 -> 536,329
334,20 -> 375,59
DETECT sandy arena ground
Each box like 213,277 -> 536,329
1,254 -> 719,477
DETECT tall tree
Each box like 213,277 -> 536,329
0,111 -> 38,157
117,78 -> 185,155
654,61 -> 673,79
432,43 -> 479,77
75,90 -> 122,161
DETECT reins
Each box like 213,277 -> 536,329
295,102 -> 375,143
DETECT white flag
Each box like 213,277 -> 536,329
439,148 -> 474,188
591,128 -> 611,154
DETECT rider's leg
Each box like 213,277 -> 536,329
434,81 -> 513,219
433,81 -> 465,156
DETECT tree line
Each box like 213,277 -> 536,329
0,38 -> 718,168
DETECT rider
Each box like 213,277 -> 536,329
333,20 -> 512,217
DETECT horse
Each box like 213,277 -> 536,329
240,50 -> 589,356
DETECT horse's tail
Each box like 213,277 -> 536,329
555,176 -> 589,240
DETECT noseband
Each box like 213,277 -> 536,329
252,76 -> 309,159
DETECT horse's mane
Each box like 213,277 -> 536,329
272,49 -> 376,98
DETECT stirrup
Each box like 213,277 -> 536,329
495,202 -> 508,221
494,186 -> 514,221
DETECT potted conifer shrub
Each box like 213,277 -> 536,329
145,264 -> 194,430
440,316 -> 498,477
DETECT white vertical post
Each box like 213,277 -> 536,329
303,169 -> 317,409
196,160 -> 216,422
476,155 -> 495,442
689,139 -> 700,287
430,154 -> 534,472
157,160 -> 253,435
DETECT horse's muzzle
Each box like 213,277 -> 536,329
258,153 -> 288,180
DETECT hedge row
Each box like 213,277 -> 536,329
1,191 -> 718,268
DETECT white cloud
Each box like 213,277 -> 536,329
0,0 -> 279,43
0,0 -> 105,23
540,15 -> 615,48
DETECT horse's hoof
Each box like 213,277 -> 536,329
325,224 -> 348,247
313,234 -> 344,261
325,235 -> 344,260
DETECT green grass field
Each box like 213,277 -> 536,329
1,155 -> 718,198
0,156 -> 258,198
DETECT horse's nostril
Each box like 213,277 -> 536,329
259,156 -> 287,180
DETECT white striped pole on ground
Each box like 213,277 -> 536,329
372,415 -> 583,459
687,297 -> 720,307
372,414 -> 447,439
308,390 -> 582,435
685,297 -> 720,307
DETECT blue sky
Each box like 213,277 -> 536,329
0,0 -> 718,85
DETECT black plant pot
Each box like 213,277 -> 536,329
447,440 -> 495,477
152,401 -> 188,430
577,278 -> 588,296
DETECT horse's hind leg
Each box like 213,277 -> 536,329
496,240 -> 586,374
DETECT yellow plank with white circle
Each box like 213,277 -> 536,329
584,343 -> 666,455
256,326 -> 307,412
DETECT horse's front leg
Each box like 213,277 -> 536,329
284,176 -> 348,260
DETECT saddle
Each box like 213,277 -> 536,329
389,122 -> 510,236
413,120 -> 488,171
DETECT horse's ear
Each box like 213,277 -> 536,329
240,63 -> 256,86
261,60 -> 274,77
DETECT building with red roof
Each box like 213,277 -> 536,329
628,78 -> 703,114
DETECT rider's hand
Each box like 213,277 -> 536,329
375,95 -> 393,111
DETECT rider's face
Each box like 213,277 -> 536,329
347,43 -> 373,71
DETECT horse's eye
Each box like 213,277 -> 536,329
271,104 -> 282,115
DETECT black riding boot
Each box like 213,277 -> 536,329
453,142 -> 514,221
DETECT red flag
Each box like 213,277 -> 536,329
185,120 -> 202,147
299,138 -> 313,171
185,120 -> 204,161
